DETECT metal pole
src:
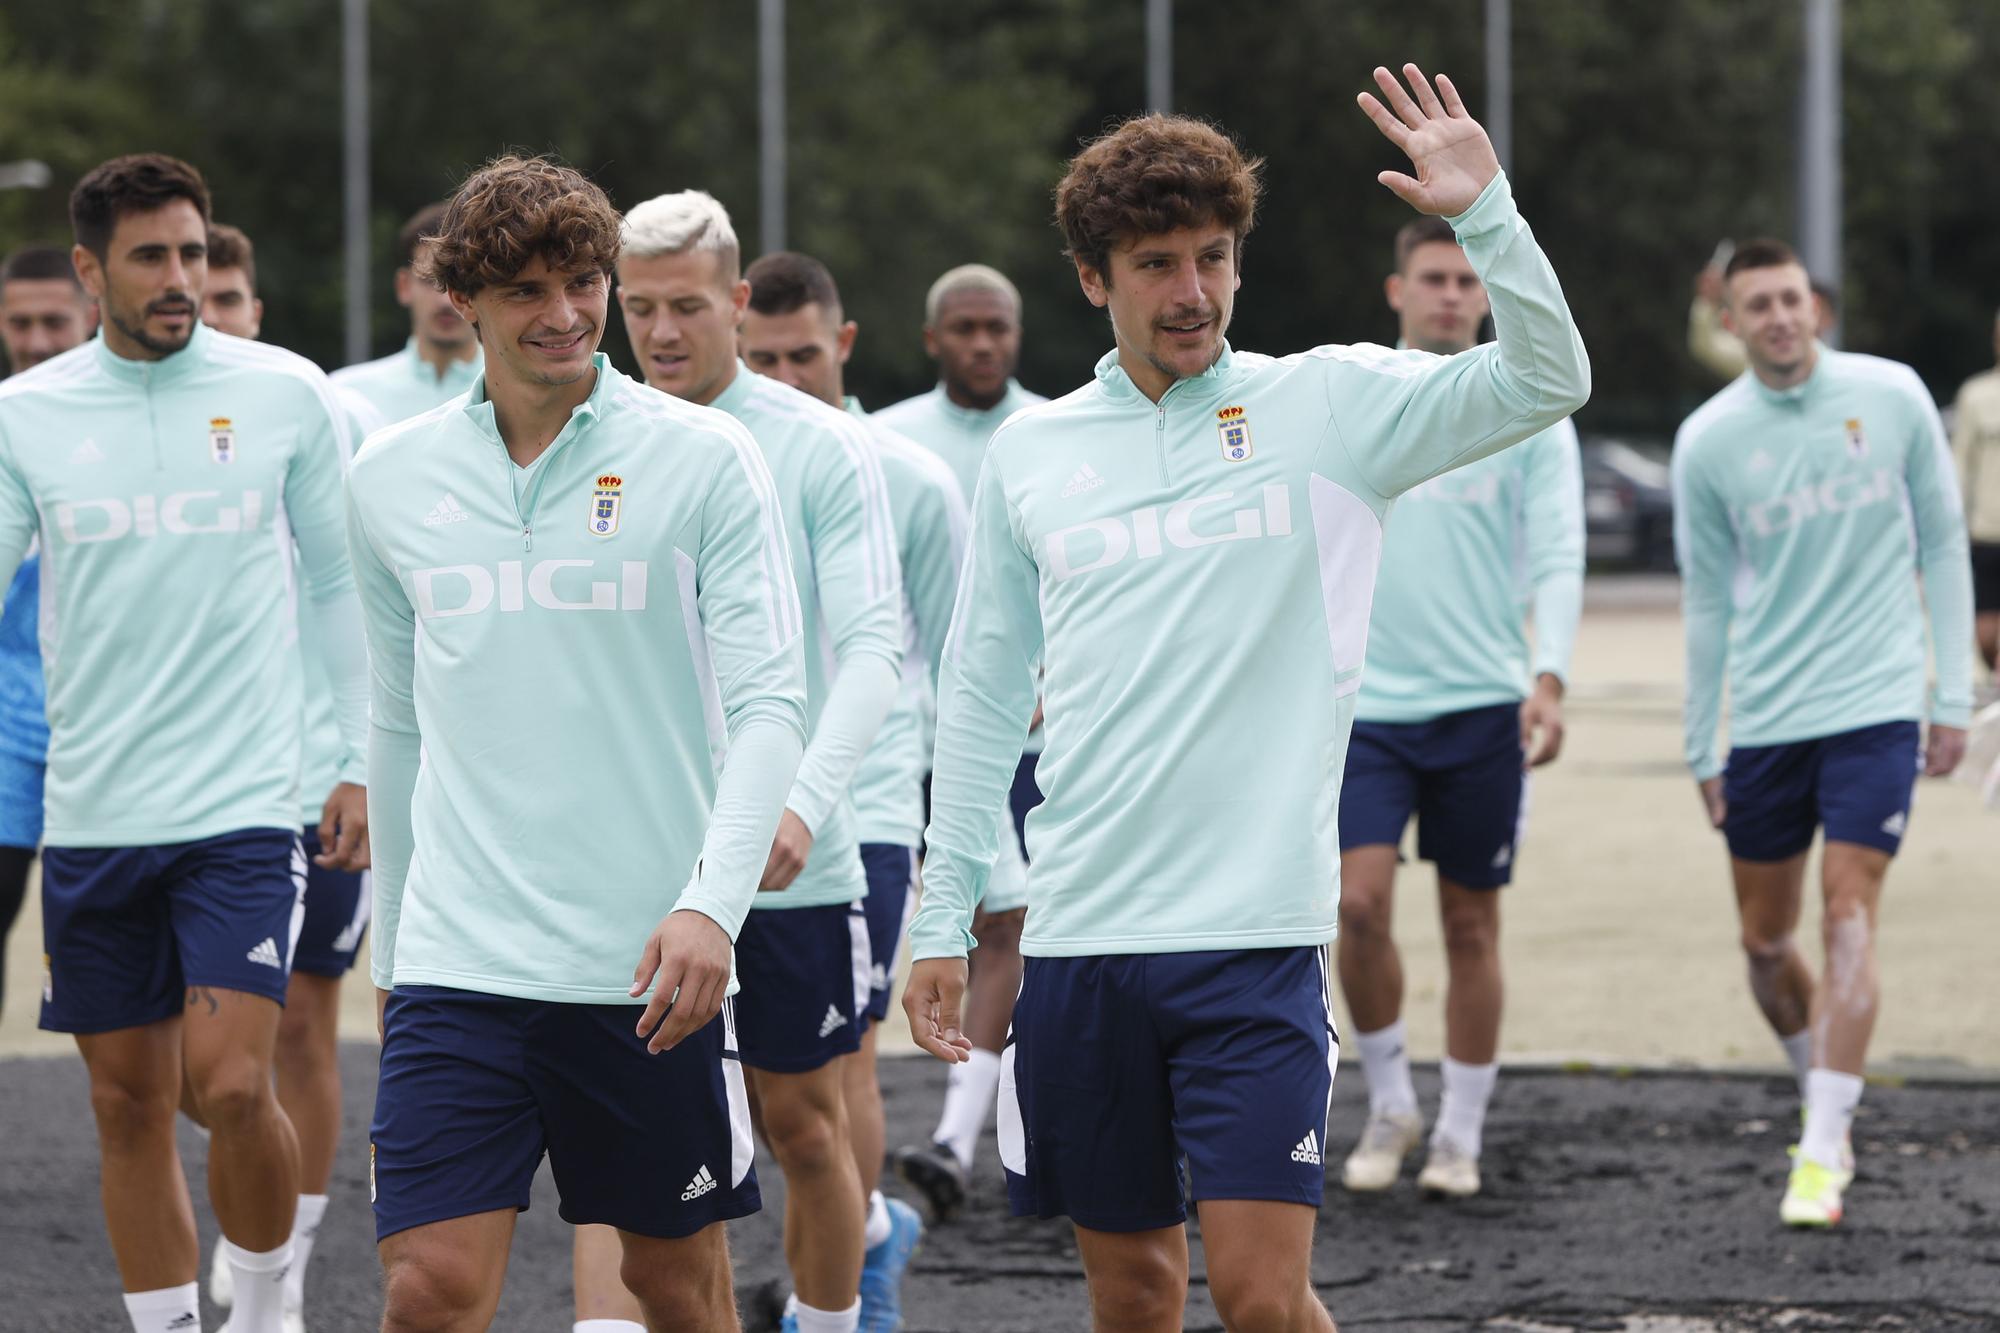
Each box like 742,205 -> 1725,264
1146,0 -> 1172,114
1799,0 -> 1842,342
1485,0 -> 1512,175
341,0 -> 369,365
759,0 -> 786,255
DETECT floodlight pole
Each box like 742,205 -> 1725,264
1799,0 -> 1842,342
760,0 -> 786,255
1146,0 -> 1172,113
341,0 -> 369,366
1485,0 -> 1512,175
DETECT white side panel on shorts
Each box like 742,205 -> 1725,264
997,1041 -> 1027,1176
723,999 -> 755,1187
1319,943 -> 1339,1139
848,904 -> 873,1018
283,835 -> 309,970
331,869 -> 373,954
1308,476 -> 1384,699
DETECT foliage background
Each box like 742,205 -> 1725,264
4,0 -> 1997,432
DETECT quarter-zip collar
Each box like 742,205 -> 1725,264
706,360 -> 757,418
460,351 -> 612,458
1749,341 -> 1830,409
91,320 -> 211,388
1091,341 -> 1237,407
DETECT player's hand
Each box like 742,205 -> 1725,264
630,908 -> 731,1054
1697,776 -> 1727,830
1356,63 -> 1501,217
1520,674 -> 1566,768
1925,724 -> 1967,778
316,782 -> 371,871
903,957 -> 974,1064
759,809 -> 813,891
375,986 -> 389,1043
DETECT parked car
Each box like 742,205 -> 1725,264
1581,435 -> 1675,570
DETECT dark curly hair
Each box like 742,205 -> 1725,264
1055,115 -> 1264,280
70,154 -> 212,258
419,155 -> 620,297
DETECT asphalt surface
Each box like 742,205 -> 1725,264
3,1047 -> 1997,1331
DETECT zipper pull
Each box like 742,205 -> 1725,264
523,524 -> 532,551
1156,402 -> 1167,432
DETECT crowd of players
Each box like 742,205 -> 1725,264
0,58 -> 1987,1333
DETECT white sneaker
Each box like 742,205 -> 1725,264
1417,1135 -> 1482,1198
1340,1110 -> 1423,1192
208,1243 -> 234,1308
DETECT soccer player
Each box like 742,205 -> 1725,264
330,202 -> 482,422
616,191 -> 902,1333
744,248 -> 966,1325
196,219 -> 376,1330
1334,215 -> 1584,1200
1673,239 -> 1972,1229
903,67 -> 1588,1332
874,263 -> 1045,1215
352,155 -> 807,1333
0,245 -> 95,1019
1949,306 -> 2000,678
0,153 -> 370,1333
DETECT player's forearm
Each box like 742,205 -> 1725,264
1530,569 -> 1584,685
786,652 -> 900,832
910,660 -> 1034,961
365,721 -> 420,988
1681,601 -> 1729,780
306,581 -> 370,782
1919,543 -> 1977,727
676,717 -> 805,939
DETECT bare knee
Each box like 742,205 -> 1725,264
1339,883 -> 1392,941
1439,900 -> 1498,957
1739,926 -> 1792,971
1086,1247 -> 1184,1329
759,1087 -> 844,1174
624,1245 -> 730,1329
382,1252 -> 489,1329
88,1075 -> 177,1146
188,1058 -> 274,1132
1211,1277 -> 1311,1333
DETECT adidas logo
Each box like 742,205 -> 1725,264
1291,1130 -> 1323,1166
680,1164 -> 718,1201
1881,811 -> 1907,837
868,962 -> 888,990
166,1314 -> 197,1330
245,937 -> 283,969
818,1004 -> 846,1038
423,493 -> 471,526
1491,843 -> 1513,869
1060,464 -> 1105,498
71,438 -> 105,465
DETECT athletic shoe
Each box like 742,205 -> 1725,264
1781,1148 -> 1854,1228
1340,1110 -> 1423,1192
893,1141 -> 968,1221
209,1244 -> 233,1308
1416,1135 -> 1482,1198
858,1196 -> 923,1332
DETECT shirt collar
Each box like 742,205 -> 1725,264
1749,342 -> 1831,407
1091,341 -> 1236,404
91,320 -> 211,387
402,337 -> 482,388
932,378 -> 1027,424
461,352 -> 613,449
706,360 -> 756,418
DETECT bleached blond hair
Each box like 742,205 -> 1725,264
620,190 -> 741,278
924,263 -> 1021,327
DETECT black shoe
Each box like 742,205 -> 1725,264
892,1141 -> 968,1222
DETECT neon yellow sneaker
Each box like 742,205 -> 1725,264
1780,1149 -> 1854,1227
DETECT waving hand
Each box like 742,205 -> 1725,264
1357,64 -> 1501,217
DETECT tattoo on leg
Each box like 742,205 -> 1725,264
185,986 -> 220,1017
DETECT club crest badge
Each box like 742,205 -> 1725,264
209,417 -> 236,463
590,473 -> 623,535
1843,417 -> 1867,459
1217,405 -> 1252,462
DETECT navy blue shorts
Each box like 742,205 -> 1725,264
733,901 -> 871,1073
1000,946 -> 1337,1233
1339,702 -> 1527,890
371,986 -> 758,1241
1009,753 -> 1043,861
39,829 -> 305,1034
858,845 -> 914,1025
1723,720 -> 1922,862
291,826 -> 368,979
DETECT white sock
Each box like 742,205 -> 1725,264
931,1047 -> 1002,1171
1354,1020 -> 1419,1118
283,1192 -> 329,1311
1434,1057 -> 1499,1159
123,1283 -> 200,1333
789,1297 -> 861,1333
863,1189 -> 891,1248
1779,1030 -> 1813,1099
574,1322 -> 647,1333
222,1238 -> 292,1332
1800,1069 -> 1863,1169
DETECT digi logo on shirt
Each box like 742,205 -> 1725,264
411,559 -> 651,618
1044,484 -> 1295,581
1739,468 -> 1895,539
54,491 -> 266,544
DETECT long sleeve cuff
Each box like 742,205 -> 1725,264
787,654 -> 900,834
365,723 -> 420,989
674,717 -> 805,940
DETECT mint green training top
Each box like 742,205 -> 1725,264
907,172 -> 1591,961
707,366 -> 905,909
330,339 -> 483,430
348,356 -> 810,1002
1356,417 -> 1584,723
0,324 -> 368,847
845,399 -> 968,847
1672,347 -> 1975,780
873,379 -> 1048,507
